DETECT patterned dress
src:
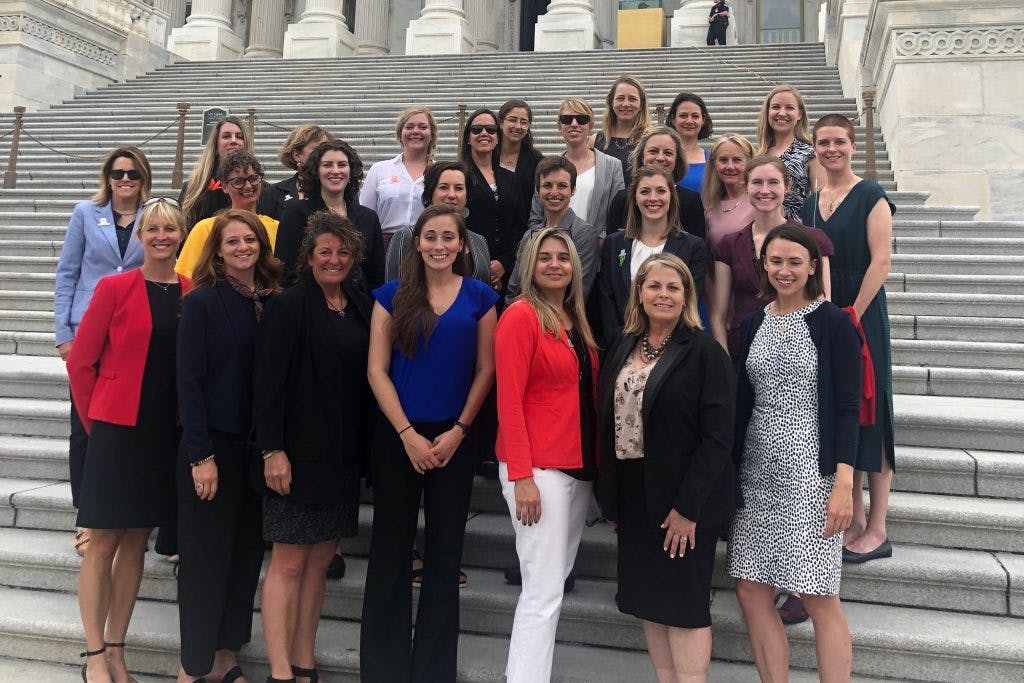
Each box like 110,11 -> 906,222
726,299 -> 842,595
780,139 -> 816,222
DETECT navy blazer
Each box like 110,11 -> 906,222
733,302 -> 862,507
597,229 -> 708,346
597,328 -> 736,529
54,201 -> 144,346
176,280 -> 268,464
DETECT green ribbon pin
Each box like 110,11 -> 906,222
617,248 -> 626,267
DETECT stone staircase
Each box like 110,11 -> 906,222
0,44 -> 1021,681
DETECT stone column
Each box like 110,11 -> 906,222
467,0 -> 498,52
535,0 -> 599,51
355,0 -> 391,54
282,0 -> 356,58
833,0 -> 871,99
245,0 -> 288,58
167,0 -> 244,61
670,1 -> 737,47
406,0 -> 476,55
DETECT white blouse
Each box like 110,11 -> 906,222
630,238 -> 666,281
570,166 -> 596,223
359,153 -> 425,235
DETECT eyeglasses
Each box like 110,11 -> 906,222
140,196 -> 181,210
468,124 -> 498,135
559,114 -> 591,126
503,116 -> 531,128
109,169 -> 142,180
226,174 -> 263,189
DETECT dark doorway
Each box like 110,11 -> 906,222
519,0 -> 550,51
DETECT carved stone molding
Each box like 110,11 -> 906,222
0,13 -> 118,66
895,26 -> 1024,58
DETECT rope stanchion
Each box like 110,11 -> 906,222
862,89 -> 878,182
172,102 -> 190,190
3,107 -> 25,189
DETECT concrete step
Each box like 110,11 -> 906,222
886,292 -> 1024,318
0,272 -> 54,292
891,314 -> 1024,344
893,236 -> 1024,256
0,355 -> 66,399
0,436 -> 67,480
0,310 -> 53,333
894,366 -> 1024,400
0,331 -> 56,357
0,398 -> 68,438
893,446 -> 1024,500
890,254 -> 1023,275
893,394 -> 1024,452
0,291 -> 53,312
893,220 -> 1024,238
886,273 -> 1024,295
892,339 -> 1024,371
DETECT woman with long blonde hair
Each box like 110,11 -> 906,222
178,116 -> 262,227
594,75 -> 651,186
756,84 -> 821,221
495,227 -> 599,682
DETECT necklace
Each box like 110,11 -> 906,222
639,331 -> 672,362
721,198 -> 743,213
147,280 -> 176,292
326,297 -> 347,317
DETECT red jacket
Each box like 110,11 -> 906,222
495,300 -> 599,481
67,269 -> 192,433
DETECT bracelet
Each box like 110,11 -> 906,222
262,449 -> 282,461
454,420 -> 470,436
191,454 -> 215,467
397,424 -> 413,436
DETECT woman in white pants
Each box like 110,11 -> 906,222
495,227 -> 600,682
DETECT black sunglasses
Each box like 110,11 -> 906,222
468,124 -> 498,135
109,169 -> 142,180
559,114 -> 591,126
227,174 -> 263,189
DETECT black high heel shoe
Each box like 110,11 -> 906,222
80,646 -> 106,682
292,664 -> 319,683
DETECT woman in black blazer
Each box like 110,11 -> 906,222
175,209 -> 281,683
460,108 -> 525,293
599,165 -> 707,345
265,123 -> 336,217
253,212 -> 373,683
605,126 -> 706,239
275,139 -> 385,290
597,252 -> 734,683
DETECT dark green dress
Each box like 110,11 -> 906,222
802,180 -> 895,472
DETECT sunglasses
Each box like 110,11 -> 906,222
140,196 -> 181,210
226,174 -> 263,189
468,124 -> 498,135
109,169 -> 142,181
559,114 -> 591,126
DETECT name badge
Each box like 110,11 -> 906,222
98,217 -> 110,226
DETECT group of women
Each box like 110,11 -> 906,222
54,74 -> 895,683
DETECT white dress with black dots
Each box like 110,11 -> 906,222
726,298 -> 842,595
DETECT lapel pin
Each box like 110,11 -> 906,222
617,249 -> 626,267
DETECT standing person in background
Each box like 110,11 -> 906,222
361,107 -> 437,248
175,209 -> 281,683
667,93 -> 714,193
803,113 -> 896,566
276,140 -> 385,290
606,126 -> 707,240
176,150 -> 279,278
530,98 -> 625,237
68,198 -> 191,683
496,228 -> 599,683
756,85 -> 821,221
702,133 -> 756,254
265,123 -> 336,216
253,213 -> 372,683
497,99 -> 544,211
360,204 -> 497,682
707,0 -> 730,46
598,253 -> 735,683
461,108 -> 525,294
55,146 -> 151,558
593,76 -> 651,187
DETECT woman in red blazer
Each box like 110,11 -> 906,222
67,198 -> 192,683
495,227 -> 599,683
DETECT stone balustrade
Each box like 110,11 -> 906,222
96,0 -> 169,44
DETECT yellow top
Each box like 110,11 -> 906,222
175,214 -> 279,278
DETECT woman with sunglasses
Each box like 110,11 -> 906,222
55,147 -> 152,560
530,99 -> 625,239
176,150 -> 279,279
460,108 -> 525,293
276,139 -> 385,290
667,93 -> 714,193
593,76 -> 650,187
68,199 -> 191,683
497,99 -> 544,211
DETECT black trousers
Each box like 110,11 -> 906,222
360,419 -> 476,683
176,432 -> 265,676
69,390 -> 88,509
707,22 -> 727,45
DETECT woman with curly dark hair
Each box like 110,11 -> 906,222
275,139 -> 384,289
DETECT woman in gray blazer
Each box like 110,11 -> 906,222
529,98 -> 625,236
54,146 -> 152,528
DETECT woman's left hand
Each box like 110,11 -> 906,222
192,459 -> 218,501
824,483 -> 854,538
431,427 -> 464,467
661,509 -> 697,558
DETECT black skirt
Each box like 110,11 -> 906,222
615,458 -> 719,629
262,456 -> 360,545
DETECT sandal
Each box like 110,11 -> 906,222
221,665 -> 245,683
80,646 -> 105,682
74,528 -> 91,558
104,642 -> 138,683
291,665 -> 319,683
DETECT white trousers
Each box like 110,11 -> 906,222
499,463 -> 592,683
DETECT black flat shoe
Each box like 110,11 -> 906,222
842,537 -> 893,564
325,552 -> 346,579
221,665 -> 245,683
292,664 -> 319,683
266,677 -> 295,683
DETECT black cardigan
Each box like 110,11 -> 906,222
252,274 -> 372,504
176,280 -> 266,464
274,194 -> 385,290
465,162 -> 526,280
733,302 -> 862,506
597,327 -> 736,529
605,186 -> 707,240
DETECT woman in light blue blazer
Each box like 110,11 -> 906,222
54,146 -> 151,538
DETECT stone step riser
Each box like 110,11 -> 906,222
894,241 -> 1024,256
886,276 -> 1024,295
894,368 -> 1024,401
892,342 -> 1024,371
886,297 -> 1024,318
0,416 -> 67,439
0,334 -> 56,357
